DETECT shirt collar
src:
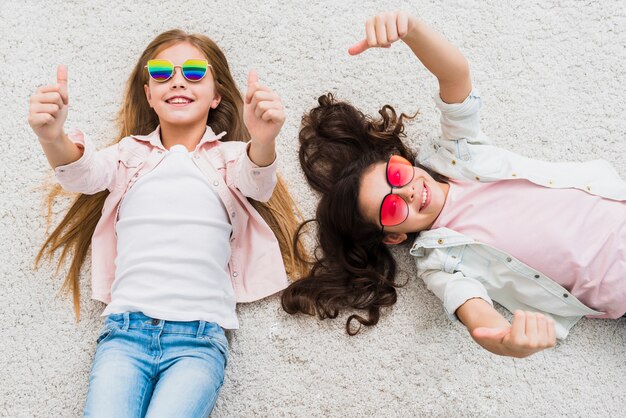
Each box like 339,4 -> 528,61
131,125 -> 227,150
412,227 -> 475,250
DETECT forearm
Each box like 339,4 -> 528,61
39,132 -> 84,169
247,139 -> 276,167
403,18 -> 472,103
456,298 -> 514,357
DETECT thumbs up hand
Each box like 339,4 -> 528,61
348,12 -> 415,56
243,70 -> 285,154
28,64 -> 70,143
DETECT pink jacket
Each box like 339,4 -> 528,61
54,125 -> 288,304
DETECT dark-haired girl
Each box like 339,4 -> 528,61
282,11 -> 626,359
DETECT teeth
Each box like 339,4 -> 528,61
421,188 -> 427,207
168,98 -> 191,104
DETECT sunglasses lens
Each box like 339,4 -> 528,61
387,155 -> 414,187
147,60 -> 173,82
182,59 -> 208,81
380,194 -> 409,227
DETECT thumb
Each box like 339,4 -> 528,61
245,70 -> 259,104
57,64 -> 69,105
472,326 -> 510,341
348,39 -> 370,56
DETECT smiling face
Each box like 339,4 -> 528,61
358,161 -> 450,245
143,41 -> 221,128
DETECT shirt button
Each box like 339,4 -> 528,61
475,176 -> 480,181
252,170 -> 260,176
59,169 -> 65,173
151,319 -> 160,325
231,212 -> 236,218
511,173 -> 517,177
232,272 -> 238,277
133,173 -> 139,178
563,293 -> 569,298
213,181 -> 219,186
437,239 -> 444,245
451,160 -> 457,165
157,150 -> 163,154
534,274 -> 540,278
506,257 -> 512,262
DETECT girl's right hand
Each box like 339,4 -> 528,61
348,11 -> 417,55
28,64 -> 69,143
472,311 -> 557,358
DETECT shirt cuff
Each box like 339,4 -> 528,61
53,129 -> 92,175
433,88 -> 482,119
443,281 -> 493,322
235,141 -> 278,202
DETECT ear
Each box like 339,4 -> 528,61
210,93 -> 221,109
382,232 -> 408,245
144,84 -> 153,108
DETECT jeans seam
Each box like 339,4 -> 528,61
138,375 -> 154,417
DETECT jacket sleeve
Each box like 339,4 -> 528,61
53,129 -> 119,194
419,269 -> 494,322
433,89 -> 492,146
230,141 -> 278,202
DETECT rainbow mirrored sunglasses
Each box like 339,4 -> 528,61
145,59 -> 211,82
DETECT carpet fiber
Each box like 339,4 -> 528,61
1,0 -> 625,416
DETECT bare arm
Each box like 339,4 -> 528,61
39,133 -> 84,169
402,17 -> 472,104
348,12 -> 472,104
457,298 -> 557,358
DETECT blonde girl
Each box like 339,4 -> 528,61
29,30 -> 305,417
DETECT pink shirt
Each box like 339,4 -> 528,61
432,179 -> 626,318
54,126 -> 288,304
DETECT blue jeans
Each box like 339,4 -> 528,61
83,312 -> 228,418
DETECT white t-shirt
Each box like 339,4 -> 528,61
102,144 -> 238,329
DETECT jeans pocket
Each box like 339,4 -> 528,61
96,326 -> 118,345
200,334 -> 228,362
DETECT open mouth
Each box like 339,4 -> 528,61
165,97 -> 194,106
420,182 -> 430,211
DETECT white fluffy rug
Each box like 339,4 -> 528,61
1,0 -> 625,416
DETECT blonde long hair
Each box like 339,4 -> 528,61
34,30 -> 308,320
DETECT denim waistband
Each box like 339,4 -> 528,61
105,312 -> 223,338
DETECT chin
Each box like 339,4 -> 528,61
161,114 -> 204,125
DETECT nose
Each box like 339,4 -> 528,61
170,67 -> 187,88
396,183 -> 415,202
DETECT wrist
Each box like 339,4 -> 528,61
38,131 -> 66,145
248,138 -> 277,167
402,16 -> 423,42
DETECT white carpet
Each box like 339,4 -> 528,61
1,0 -> 625,416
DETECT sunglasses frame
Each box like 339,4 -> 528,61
144,59 -> 212,83
379,155 -> 415,232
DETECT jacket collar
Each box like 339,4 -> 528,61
131,125 -> 227,150
412,227 -> 476,250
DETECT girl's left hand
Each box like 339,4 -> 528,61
348,11 -> 417,55
472,311 -> 557,358
243,70 -> 285,147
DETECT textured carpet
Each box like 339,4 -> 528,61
1,0 -> 625,416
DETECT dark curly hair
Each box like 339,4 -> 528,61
281,94 -> 446,335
